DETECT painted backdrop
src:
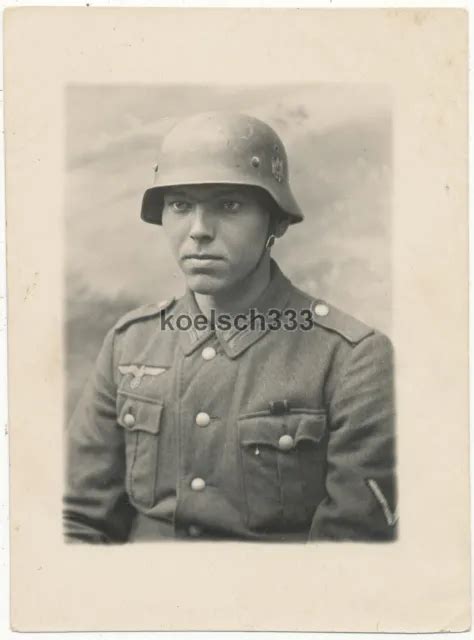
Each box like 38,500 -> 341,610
66,84 -> 392,415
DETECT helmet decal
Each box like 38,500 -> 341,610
271,154 -> 285,183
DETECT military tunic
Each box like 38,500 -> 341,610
64,262 -> 396,543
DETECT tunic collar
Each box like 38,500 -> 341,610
176,260 -> 293,359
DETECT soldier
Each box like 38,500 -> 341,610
64,111 -> 396,543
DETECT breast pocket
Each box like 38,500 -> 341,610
238,410 -> 327,531
117,391 -> 163,510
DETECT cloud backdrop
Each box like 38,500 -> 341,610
66,84 -> 392,414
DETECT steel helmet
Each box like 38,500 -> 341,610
141,111 -> 303,225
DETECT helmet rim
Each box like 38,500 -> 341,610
141,179 -> 303,226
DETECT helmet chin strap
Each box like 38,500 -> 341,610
247,218 -> 277,278
265,234 -> 276,250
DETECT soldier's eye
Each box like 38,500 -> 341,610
170,201 -> 191,213
221,200 -> 241,212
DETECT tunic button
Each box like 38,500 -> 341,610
278,434 -> 295,451
314,302 -> 329,317
191,477 -> 206,491
201,346 -> 216,361
188,525 -> 202,537
123,413 -> 135,427
195,412 -> 211,427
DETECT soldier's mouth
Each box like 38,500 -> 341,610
183,254 -> 224,261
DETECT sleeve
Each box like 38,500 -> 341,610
309,332 -> 397,541
63,328 -> 136,543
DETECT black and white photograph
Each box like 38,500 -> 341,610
5,7 -> 469,633
63,85 -> 396,543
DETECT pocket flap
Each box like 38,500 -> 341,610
239,411 -> 326,448
117,392 -> 163,435
295,413 -> 327,444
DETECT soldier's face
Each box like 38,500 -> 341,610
161,184 -> 271,295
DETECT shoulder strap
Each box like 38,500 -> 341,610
114,298 -> 176,332
310,299 -> 374,344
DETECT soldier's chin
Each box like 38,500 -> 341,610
185,273 -> 229,295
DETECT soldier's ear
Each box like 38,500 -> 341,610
274,216 -> 290,238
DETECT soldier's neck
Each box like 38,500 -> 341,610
194,258 -> 271,317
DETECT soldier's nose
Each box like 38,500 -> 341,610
189,208 -> 214,241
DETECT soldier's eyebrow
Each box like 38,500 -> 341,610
165,188 -> 245,200
213,189 -> 244,198
164,190 -> 194,199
